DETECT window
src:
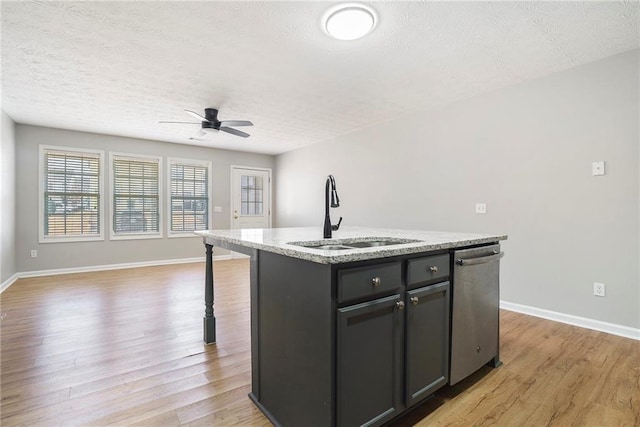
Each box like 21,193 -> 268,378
110,153 -> 162,239
168,158 -> 212,236
39,146 -> 104,242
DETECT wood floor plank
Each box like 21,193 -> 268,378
104,364 -> 252,426
2,260 -> 639,426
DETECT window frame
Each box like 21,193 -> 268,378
109,152 -> 163,241
166,157 -> 213,238
38,145 -> 105,243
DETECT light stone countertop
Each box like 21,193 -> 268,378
195,226 -> 507,265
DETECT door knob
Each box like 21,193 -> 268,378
429,266 -> 438,273
410,296 -> 419,305
371,277 -> 381,287
395,301 -> 405,310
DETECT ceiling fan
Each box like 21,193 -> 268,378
160,108 -> 253,139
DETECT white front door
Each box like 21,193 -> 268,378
231,166 -> 271,231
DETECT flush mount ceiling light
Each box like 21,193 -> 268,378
323,3 -> 377,41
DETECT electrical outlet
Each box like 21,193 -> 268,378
30,250 -> 38,258
475,203 -> 487,214
593,282 -> 606,297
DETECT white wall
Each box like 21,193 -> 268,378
15,125 -> 275,272
275,50 -> 640,330
1,110 -> 17,283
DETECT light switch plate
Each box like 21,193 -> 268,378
475,203 -> 487,214
592,161 -> 605,176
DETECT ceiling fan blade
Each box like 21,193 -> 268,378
219,120 -> 253,127
220,127 -> 250,138
159,121 -> 201,124
185,109 -> 208,122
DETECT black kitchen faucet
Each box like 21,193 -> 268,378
323,175 -> 342,238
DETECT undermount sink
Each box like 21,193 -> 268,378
290,238 -> 422,251
343,240 -> 408,248
310,245 -> 354,251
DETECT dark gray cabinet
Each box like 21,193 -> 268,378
405,281 -> 450,407
336,255 -> 450,427
337,294 -> 404,427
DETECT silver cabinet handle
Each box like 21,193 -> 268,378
396,301 -> 405,310
371,277 -> 381,287
429,266 -> 438,273
410,296 -> 419,305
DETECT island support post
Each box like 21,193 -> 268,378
204,243 -> 216,344
202,238 -> 258,349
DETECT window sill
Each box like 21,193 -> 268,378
167,233 -> 202,239
110,233 -> 163,241
39,236 -> 105,244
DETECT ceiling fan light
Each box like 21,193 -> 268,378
324,4 -> 376,41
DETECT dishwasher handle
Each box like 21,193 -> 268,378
456,251 -> 504,266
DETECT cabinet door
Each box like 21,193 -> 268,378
405,281 -> 450,407
337,294 -> 404,427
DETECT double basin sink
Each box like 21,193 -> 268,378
289,238 -> 421,251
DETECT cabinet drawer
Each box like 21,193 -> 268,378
406,254 -> 450,287
338,262 -> 401,303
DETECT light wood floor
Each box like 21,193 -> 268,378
1,259 -> 638,426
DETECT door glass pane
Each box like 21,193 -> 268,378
240,174 -> 264,217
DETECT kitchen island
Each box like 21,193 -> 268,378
195,226 -> 507,427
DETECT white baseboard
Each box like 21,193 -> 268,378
212,255 -> 234,261
500,300 -> 640,341
0,255 -> 235,293
0,273 -> 19,294
17,257 -> 207,279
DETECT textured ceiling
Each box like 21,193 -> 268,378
2,1 -> 639,155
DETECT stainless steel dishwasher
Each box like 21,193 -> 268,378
450,244 -> 504,385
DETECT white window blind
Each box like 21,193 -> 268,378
112,156 -> 160,235
169,161 -> 210,233
43,148 -> 101,238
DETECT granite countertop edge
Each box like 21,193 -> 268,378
195,227 -> 507,265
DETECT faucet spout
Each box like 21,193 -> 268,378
324,175 -> 341,238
